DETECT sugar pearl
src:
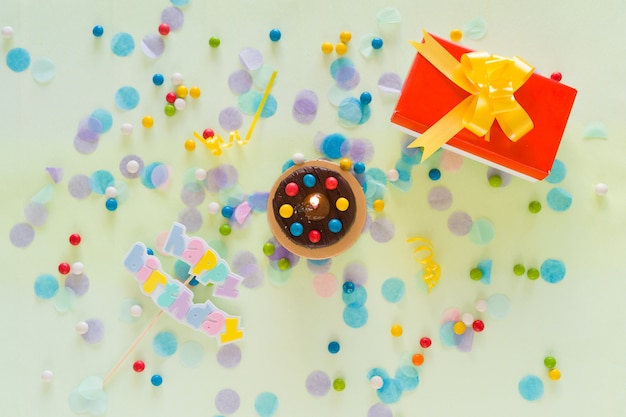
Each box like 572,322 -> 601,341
386,169 -> 399,182
194,169 -> 207,181
369,375 -> 383,389
126,160 -> 140,174
174,98 -> 186,111
595,183 -> 608,196
71,262 -> 85,275
75,321 -> 89,335
171,72 -> 183,85
130,304 -> 143,317
120,122 -> 133,135
1,26 -> 15,39
475,299 -> 488,312
461,312 -> 474,326
105,186 -> 118,198
41,370 -> 54,382
292,153 -> 306,165
207,202 -> 220,214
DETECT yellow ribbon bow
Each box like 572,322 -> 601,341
408,31 -> 535,161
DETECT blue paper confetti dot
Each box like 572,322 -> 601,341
545,159 -> 566,184
34,274 -> 59,300
153,331 -> 178,357
321,133 -> 348,159
439,321 -> 456,346
342,284 -> 367,307
115,86 -> 140,111
343,305 -> 368,328
540,259 -> 566,284
110,32 -> 135,56
89,170 -> 115,194
518,375 -> 544,401
377,378 -> 402,404
546,187 -> 572,212
394,366 -> 419,391
254,392 -> 279,417
381,278 -> 405,303
6,48 -> 31,72
90,109 -> 113,133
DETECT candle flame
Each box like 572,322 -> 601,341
310,195 -> 320,209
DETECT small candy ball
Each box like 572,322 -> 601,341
548,369 -> 561,381
133,360 -> 145,372
419,337 -> 432,349
453,321 -> 466,335
207,202 -> 220,214
171,72 -> 184,85
488,175 -> 502,187
58,262 -> 70,275
359,91 -> 372,105
411,353 -> 424,366
130,304 -> 143,317
120,122 -> 133,135
371,37 -> 383,49
475,299 -> 488,312
174,98 -> 186,111
449,29 -> 463,42
2,26 -> 15,39
151,374 -> 163,386
105,186 -> 118,198
353,162 -> 366,174
550,72 -> 562,82
71,262 -> 85,275
262,242 -> 275,256
219,224 -> 232,236
292,153 -> 306,165
126,160 -> 140,173
164,104 -> 176,117
333,378 -> 346,391
472,319 -> 485,332
141,116 -> 154,128
208,36 -> 221,48
41,370 -> 54,383
328,341 -> 340,354
75,321 -> 89,335
339,158 -> 352,171
469,268 -> 483,281
105,198 -> 118,211
428,168 -> 441,181
544,356 -> 557,369
339,31 -> 352,43
189,86 -> 201,98
461,313 -> 474,326
595,183 -> 608,196
528,201 -> 542,213
342,281 -> 355,294
335,42 -> 348,55
321,42 -> 333,54
390,324 -> 403,337
373,199 -> 384,212
69,233 -> 82,246
221,205 -> 234,218
269,28 -> 282,42
176,85 -> 188,98
165,92 -> 177,103
158,23 -> 170,36
277,258 -> 291,271
369,375 -> 383,389
386,169 -> 399,182
152,73 -> 164,86
201,128 -> 214,139
184,139 -> 196,151
146,248 -> 154,255
91,25 -> 104,37
513,264 -> 526,276
308,230 -> 321,244
527,268 -> 540,280
194,169 -> 207,181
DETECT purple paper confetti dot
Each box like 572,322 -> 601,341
368,403 -> 393,417
65,273 -> 90,296
178,207 -> 203,232
448,211 -> 473,236
218,107 -> 244,131
68,174 -> 92,199
228,70 -> 253,94
239,48 -> 263,71
216,344 -> 242,368
378,72 -> 403,93
23,202 -> 48,227
343,262 -> 368,285
370,218 -> 395,243
74,135 -> 99,154
349,138 -> 375,162
161,7 -> 184,30
181,182 -> 205,207
305,371 -> 331,397
119,155 -> 144,179
81,319 -> 105,344
428,186 -> 453,211
10,223 -> 35,247
215,389 -> 240,415
141,34 -> 165,58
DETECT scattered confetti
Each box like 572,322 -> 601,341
215,388 -> 241,415
81,319 -> 105,344
179,341 -> 204,367
254,392 -> 279,417
381,277 -> 405,303
305,371 -> 331,396
216,343 -> 242,368
110,32 -> 135,57
546,187 -> 573,212
518,375 -> 544,401
540,259 -> 566,284
10,222 -> 35,247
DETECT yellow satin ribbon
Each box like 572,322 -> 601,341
408,31 -> 535,161
407,237 -> 441,294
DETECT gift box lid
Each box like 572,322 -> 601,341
391,33 -> 578,181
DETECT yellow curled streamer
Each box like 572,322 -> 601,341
408,31 -> 534,162
407,237 -> 441,293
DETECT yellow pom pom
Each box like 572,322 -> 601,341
453,321 -> 466,335
548,369 -> 561,381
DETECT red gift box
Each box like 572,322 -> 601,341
391,32 -> 577,181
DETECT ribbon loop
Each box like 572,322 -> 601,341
408,31 -> 535,161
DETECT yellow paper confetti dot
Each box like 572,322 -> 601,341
335,42 -> 348,55
373,199 -> 385,212
184,139 -> 196,151
336,197 -> 349,212
453,321 -> 466,335
339,31 -> 352,43
548,369 -> 561,381
176,85 -> 189,98
189,86 -> 201,99
279,204 -> 294,219
321,42 -> 333,54
390,324 -> 403,337
142,116 -> 154,128
339,158 -> 352,171
450,29 -> 463,42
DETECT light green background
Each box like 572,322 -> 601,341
1,0 -> 625,416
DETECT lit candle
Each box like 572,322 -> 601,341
303,193 -> 330,221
